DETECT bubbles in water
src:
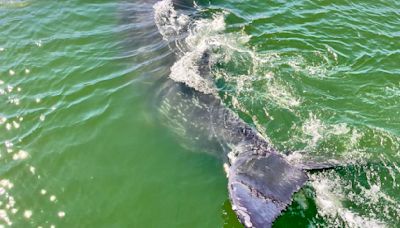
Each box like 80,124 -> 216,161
29,166 -> 35,174
5,123 -> 11,131
4,141 -> 13,149
49,195 -> 56,202
57,211 -> 65,218
12,150 -> 29,160
34,40 -> 42,47
310,163 -> 400,228
23,210 -> 32,219
12,121 -> 20,129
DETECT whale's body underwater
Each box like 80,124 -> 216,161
151,0 -> 339,227
158,79 -> 313,227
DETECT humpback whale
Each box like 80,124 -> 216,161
152,0 -> 339,227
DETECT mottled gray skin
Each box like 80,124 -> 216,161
156,74 -> 309,228
118,0 -> 319,226
152,0 -> 328,227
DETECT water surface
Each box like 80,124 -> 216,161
0,0 -> 399,227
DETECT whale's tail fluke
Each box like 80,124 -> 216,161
228,152 -> 308,228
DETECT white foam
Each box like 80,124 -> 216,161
153,0 -> 304,106
302,114 -> 325,147
171,14 -> 227,95
301,113 -> 352,149
265,80 -> 301,109
211,42 -> 302,111
169,47 -> 217,94
23,210 -> 32,219
155,0 -> 229,94
12,150 -> 29,160
311,173 -> 387,228
153,0 -> 189,42
57,211 -> 65,218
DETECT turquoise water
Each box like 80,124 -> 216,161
0,0 -> 399,227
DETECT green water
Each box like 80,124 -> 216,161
0,0 -> 399,227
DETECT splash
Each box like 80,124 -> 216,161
311,174 -> 386,228
154,0 -> 221,94
153,0 -> 189,42
310,164 -> 400,228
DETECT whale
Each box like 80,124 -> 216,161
155,52 -> 340,227
151,0 -> 340,227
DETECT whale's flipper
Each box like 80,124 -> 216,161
228,152 -> 308,228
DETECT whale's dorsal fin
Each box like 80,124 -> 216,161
228,152 -> 308,227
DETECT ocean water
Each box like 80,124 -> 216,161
0,0 -> 399,227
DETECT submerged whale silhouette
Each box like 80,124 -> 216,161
156,54 -> 338,228
153,0 -> 339,227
